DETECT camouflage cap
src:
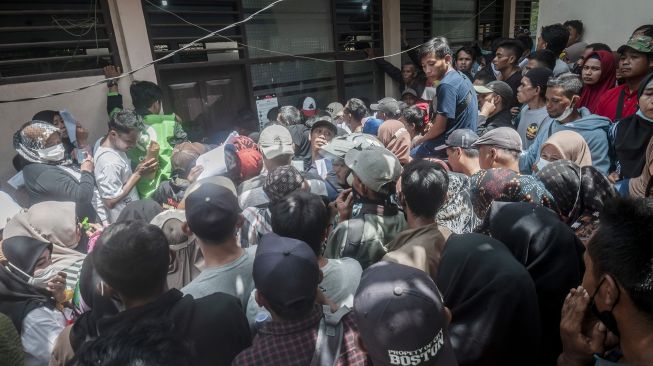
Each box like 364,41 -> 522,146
618,35 -> 653,54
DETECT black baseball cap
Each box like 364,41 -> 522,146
353,262 -> 457,366
184,182 -> 240,241
434,129 -> 479,151
370,97 -> 407,115
308,116 -> 338,136
473,80 -> 514,103
253,233 -> 320,310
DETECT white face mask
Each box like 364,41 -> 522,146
536,158 -> 551,171
38,143 -> 65,162
556,104 -> 574,122
6,262 -> 56,289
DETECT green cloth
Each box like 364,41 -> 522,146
324,203 -> 406,269
0,313 -> 24,366
128,114 -> 179,198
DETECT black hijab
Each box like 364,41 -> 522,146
436,233 -> 542,366
115,199 -> 163,223
481,202 -> 585,366
0,236 -> 53,331
613,72 -> 653,178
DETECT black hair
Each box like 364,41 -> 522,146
456,46 -> 476,60
419,36 -> 452,61
270,191 -> 329,257
402,62 -> 418,70
12,154 -> 27,172
401,106 -> 426,129
586,43 -> 612,53
497,39 -> 525,64
633,24 -> 653,38
107,109 -> 144,134
93,221 -> 169,299
130,81 -> 163,111
529,49 -> 557,71
401,160 -> 449,218
71,318 -> 192,366
540,24 -> 570,56
516,34 -> 534,53
461,147 -> 479,158
588,198 -> 653,319
473,68 -> 495,85
344,98 -> 369,122
266,107 -> 280,123
563,20 -> 584,36
277,106 -> 302,126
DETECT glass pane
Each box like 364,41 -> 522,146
343,60 -> 382,104
251,59 -> 337,109
243,0 -> 333,58
432,0 -> 477,46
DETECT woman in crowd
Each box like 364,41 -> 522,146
377,119 -> 412,165
31,110 -> 92,164
536,160 -> 617,244
469,168 -> 556,222
14,121 -> 103,223
626,136 -> 653,197
577,50 -> 617,113
436,233 -> 541,366
480,201 -> 585,366
535,130 -> 592,171
436,172 -> 480,234
0,236 -> 68,365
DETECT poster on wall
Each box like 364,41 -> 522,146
255,94 -> 279,130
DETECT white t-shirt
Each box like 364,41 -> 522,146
22,306 -> 67,366
94,146 -> 139,223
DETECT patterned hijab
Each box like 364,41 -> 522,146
263,165 -> 306,204
13,121 -> 66,165
436,172 -> 479,234
536,160 -> 616,223
470,168 -> 556,221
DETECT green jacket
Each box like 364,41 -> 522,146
324,202 -> 407,269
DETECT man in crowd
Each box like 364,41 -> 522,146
473,127 -> 523,172
563,20 -> 587,65
474,80 -> 516,135
594,35 -> 653,121
94,110 -> 158,223
279,106 -> 312,170
520,73 -> 612,174
493,39 -> 524,106
306,117 -> 339,199
233,233 -> 368,366
401,88 -> 421,107
354,261 -> 457,366
67,221 -> 251,366
412,37 -> 478,158
342,98 -> 369,133
370,97 -> 404,122
383,160 -> 451,280
367,48 -> 427,97
516,68 -> 553,149
325,146 -> 406,269
537,24 -> 571,76
524,49 -> 557,73
182,183 -> 255,307
317,133 -> 383,190
558,198 -> 653,366
437,129 -> 481,176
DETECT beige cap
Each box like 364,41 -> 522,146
258,125 -> 294,159
344,146 -> 401,193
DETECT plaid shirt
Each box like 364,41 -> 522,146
232,305 -> 369,366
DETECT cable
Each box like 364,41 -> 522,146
0,0 -> 286,104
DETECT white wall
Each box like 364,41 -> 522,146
537,0 -> 652,50
0,0 -> 157,204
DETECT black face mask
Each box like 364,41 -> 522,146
589,277 -> 621,338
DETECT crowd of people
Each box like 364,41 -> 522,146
1,20 -> 653,366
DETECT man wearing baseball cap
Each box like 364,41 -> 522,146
318,133 -> 383,189
472,126 -> 522,172
182,183 -> 256,308
474,80 -> 515,135
305,116 -> 340,200
401,87 -> 420,106
324,146 -> 406,269
370,97 -> 406,121
233,233 -> 368,366
354,262 -> 457,366
435,128 -> 480,176
595,35 -> 653,121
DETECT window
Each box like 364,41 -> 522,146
432,0 -> 477,47
477,0 -> 504,41
0,0 -> 120,83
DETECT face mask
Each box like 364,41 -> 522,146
38,143 -> 65,162
556,103 -> 575,122
589,277 -> 621,337
536,158 -> 551,171
346,172 -> 354,187
6,262 -> 55,289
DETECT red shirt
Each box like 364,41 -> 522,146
594,84 -> 639,122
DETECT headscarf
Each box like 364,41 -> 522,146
578,51 -> 617,113
541,130 -> 592,167
115,199 -> 163,223
0,237 -> 54,331
629,135 -> 653,197
481,202 -> 584,366
436,172 -> 479,234
436,233 -> 542,366
469,168 -> 556,221
377,120 -> 411,165
13,121 -> 67,165
263,165 -> 305,204
536,160 -> 615,223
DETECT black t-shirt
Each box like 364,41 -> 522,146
503,71 -> 522,108
287,123 -> 312,170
